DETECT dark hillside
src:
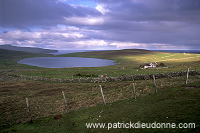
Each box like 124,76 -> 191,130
0,48 -> 49,61
0,48 -> 52,70
0,44 -> 58,54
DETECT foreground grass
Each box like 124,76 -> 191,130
1,79 -> 200,133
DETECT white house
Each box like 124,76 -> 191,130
143,62 -> 157,69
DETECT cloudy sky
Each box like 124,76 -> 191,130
0,0 -> 200,50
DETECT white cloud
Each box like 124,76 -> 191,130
65,17 -> 104,25
110,42 -> 145,48
0,39 -> 7,45
75,40 -> 108,47
56,25 -> 80,31
150,43 -> 188,50
0,27 -> 189,50
96,4 -> 109,15
66,26 -> 80,31
109,41 -> 182,50
0,27 -> 85,48
5,30 -> 41,39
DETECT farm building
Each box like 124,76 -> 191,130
142,62 -> 158,69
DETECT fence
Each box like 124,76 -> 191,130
1,70 -> 200,126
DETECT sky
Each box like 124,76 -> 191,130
0,0 -> 200,50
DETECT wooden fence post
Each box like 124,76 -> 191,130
153,75 -> 157,94
99,85 -> 106,105
25,98 -> 30,113
132,82 -> 137,100
186,68 -> 189,84
25,97 -> 32,122
78,76 -> 81,83
62,91 -> 68,112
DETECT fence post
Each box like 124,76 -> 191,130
78,76 -> 81,83
25,97 -> 32,122
153,75 -> 157,94
99,85 -> 106,105
62,91 -> 68,112
186,68 -> 189,84
132,82 -> 137,100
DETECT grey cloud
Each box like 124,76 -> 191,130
88,0 -> 200,49
1,0 -> 200,50
0,0 -> 101,28
99,0 -> 200,22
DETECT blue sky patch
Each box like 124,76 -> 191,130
66,0 -> 97,7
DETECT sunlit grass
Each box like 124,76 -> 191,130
16,50 -> 200,79
124,53 -> 200,63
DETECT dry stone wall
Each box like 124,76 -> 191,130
6,70 -> 200,83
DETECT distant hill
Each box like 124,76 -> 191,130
0,48 -> 53,69
0,44 -> 58,54
0,48 -> 51,61
59,49 -> 154,59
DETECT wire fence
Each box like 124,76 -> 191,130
1,70 -> 200,126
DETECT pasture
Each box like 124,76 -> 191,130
0,49 -> 200,132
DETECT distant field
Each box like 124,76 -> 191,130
15,49 -> 200,79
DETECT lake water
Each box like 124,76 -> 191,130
18,57 -> 116,68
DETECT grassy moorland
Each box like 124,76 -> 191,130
1,78 -> 200,132
0,48 -> 200,132
17,49 -> 200,79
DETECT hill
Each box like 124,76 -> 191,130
0,44 -> 58,54
0,48 -> 50,61
59,49 -> 153,59
0,48 -> 52,70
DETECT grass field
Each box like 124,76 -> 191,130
1,77 -> 200,132
0,48 -> 200,132
16,49 -> 200,79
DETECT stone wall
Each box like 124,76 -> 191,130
7,70 -> 200,83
